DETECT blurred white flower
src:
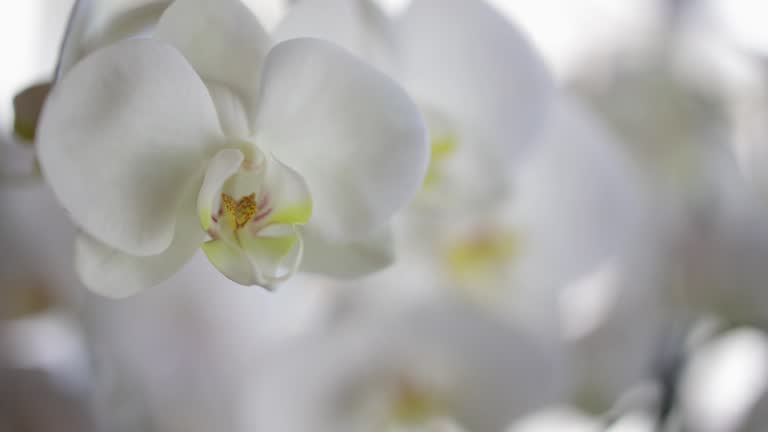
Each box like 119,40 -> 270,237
679,327 -> 768,432
580,53 -> 768,326
37,0 -> 428,297
325,96 -> 648,347
273,5 -> 655,413
274,0 -> 644,307
276,0 -> 555,207
239,301 -> 563,432
486,0 -> 664,82
568,36 -> 768,420
82,261 -> 336,432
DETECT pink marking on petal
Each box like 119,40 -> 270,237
252,208 -> 272,224
258,192 -> 270,209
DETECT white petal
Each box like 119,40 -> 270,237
207,82 -> 252,137
253,38 -> 428,243
262,154 -> 313,226
299,228 -> 394,278
201,239 -> 255,286
38,38 -> 221,256
274,0 -> 399,76
399,0 -> 555,164
154,0 -> 272,132
57,0 -> 171,79
240,301 -> 562,432
373,302 -> 563,432
240,224 -> 304,288
75,182 -> 205,298
510,97 -> 647,297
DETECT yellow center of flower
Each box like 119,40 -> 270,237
443,229 -> 521,290
391,380 -> 439,424
422,135 -> 458,189
221,192 -> 258,229
390,378 -> 447,426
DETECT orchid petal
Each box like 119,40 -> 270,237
201,239 -> 254,286
38,38 -> 222,256
202,225 -> 304,289
253,38 -> 428,243
399,0 -> 555,164
386,303 -> 563,432
206,82 -> 252,137
154,0 -> 272,132
511,98 -> 647,291
240,302 -> 562,432
75,182 -> 205,298
57,0 -> 171,79
300,228 -> 394,278
239,224 -> 304,289
274,0 -> 398,76
262,154 -> 313,226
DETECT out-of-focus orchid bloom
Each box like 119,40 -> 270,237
239,301 -> 563,432
325,97 -> 648,343
678,326 -> 768,432
276,0 -> 555,207
273,1 -> 657,417
37,0 -> 429,297
82,262 -> 336,432
486,0 -> 665,82
567,37 -> 768,422
274,0 -> 645,317
577,52 -> 768,327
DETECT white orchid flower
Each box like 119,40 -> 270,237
274,0 -> 647,305
562,43 -> 768,420
276,0 -> 555,205
82,262 -> 336,432
576,50 -> 768,326
37,0 -> 428,297
239,301 -> 563,432
329,97 -> 648,337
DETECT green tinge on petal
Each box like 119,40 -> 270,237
240,230 -> 299,262
443,228 -> 520,286
199,206 -> 214,231
423,134 -> 458,189
269,201 -> 313,225
201,239 -> 253,285
391,388 -> 441,426
237,224 -> 304,290
386,379 -> 452,429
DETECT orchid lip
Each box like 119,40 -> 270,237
197,146 -> 313,289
